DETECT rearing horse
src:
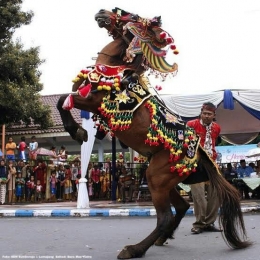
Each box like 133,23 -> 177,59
57,7 -> 251,259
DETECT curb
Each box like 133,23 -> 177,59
0,206 -> 259,217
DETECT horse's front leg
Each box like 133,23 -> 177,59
117,190 -> 173,259
154,188 -> 190,246
57,94 -> 88,145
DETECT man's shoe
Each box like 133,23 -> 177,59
191,227 -> 203,234
204,224 -> 223,232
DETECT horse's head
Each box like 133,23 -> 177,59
95,7 -> 139,40
95,7 -> 179,78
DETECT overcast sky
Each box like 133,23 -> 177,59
16,0 -> 260,96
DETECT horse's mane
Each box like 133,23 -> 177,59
99,38 -> 145,74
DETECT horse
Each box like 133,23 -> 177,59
57,7 -> 252,259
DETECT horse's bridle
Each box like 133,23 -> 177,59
96,11 -> 131,45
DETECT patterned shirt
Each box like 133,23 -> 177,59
186,119 -> 221,160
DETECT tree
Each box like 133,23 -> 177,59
0,0 -> 52,129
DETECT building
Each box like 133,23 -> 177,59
0,94 -> 128,158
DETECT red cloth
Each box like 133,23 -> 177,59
186,119 -> 221,160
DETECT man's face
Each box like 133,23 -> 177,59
200,109 -> 215,125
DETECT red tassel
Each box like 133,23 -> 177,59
166,37 -> 173,44
62,94 -> 74,110
78,83 -> 91,98
159,32 -> 167,39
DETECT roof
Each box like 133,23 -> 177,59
3,94 -> 82,136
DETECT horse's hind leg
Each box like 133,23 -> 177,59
117,189 -> 174,259
57,94 -> 88,144
154,188 -> 190,246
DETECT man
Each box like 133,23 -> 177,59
224,163 -> 238,184
119,166 -> 135,203
187,102 -> 222,234
236,159 -> 254,199
5,137 -> 16,161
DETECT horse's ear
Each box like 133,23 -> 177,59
112,7 -> 130,16
151,16 -> 162,26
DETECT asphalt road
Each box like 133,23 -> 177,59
0,214 -> 259,260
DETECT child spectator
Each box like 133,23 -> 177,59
29,136 -> 38,160
26,175 -> 36,202
49,170 -> 58,201
64,168 -> 73,200
17,136 -> 28,162
15,172 -> 25,202
35,180 -> 43,202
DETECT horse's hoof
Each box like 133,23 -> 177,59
117,245 -> 143,259
75,127 -> 88,144
117,248 -> 132,259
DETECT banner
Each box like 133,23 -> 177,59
216,144 -> 260,164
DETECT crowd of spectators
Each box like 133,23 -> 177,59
220,159 -> 260,199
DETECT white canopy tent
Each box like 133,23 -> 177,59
161,89 -> 260,145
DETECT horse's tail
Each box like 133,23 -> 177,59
199,147 -> 252,249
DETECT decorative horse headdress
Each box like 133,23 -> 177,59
111,7 -> 179,80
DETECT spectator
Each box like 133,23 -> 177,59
0,159 -> 8,204
29,136 -> 38,160
64,167 -> 73,200
35,179 -> 43,202
224,163 -> 238,184
89,163 -> 101,199
17,136 -> 28,162
58,145 -> 68,164
119,166 -> 135,203
15,172 -> 25,202
236,159 -> 254,199
88,177 -> 94,200
100,169 -> 110,198
33,160 -> 47,197
187,102 -> 222,234
22,162 -> 33,200
7,160 -> 17,203
50,146 -> 58,165
56,164 -> 65,200
26,175 -> 36,202
16,160 -> 24,176
5,136 -> 16,161
75,173 -> 81,199
49,170 -> 58,202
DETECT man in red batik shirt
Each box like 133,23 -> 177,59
187,102 -> 222,234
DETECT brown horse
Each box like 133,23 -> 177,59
57,7 -> 252,259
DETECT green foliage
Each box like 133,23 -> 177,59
0,0 -> 52,129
